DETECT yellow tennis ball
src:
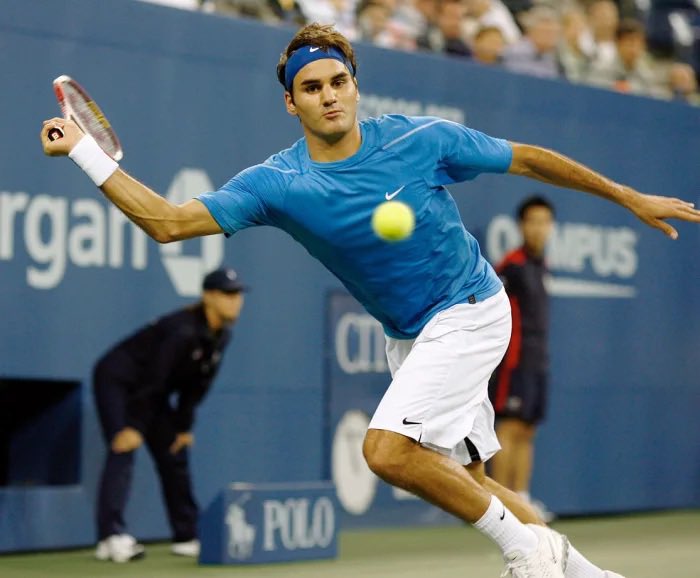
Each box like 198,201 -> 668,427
371,201 -> 415,242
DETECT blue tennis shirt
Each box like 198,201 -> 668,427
198,115 -> 513,339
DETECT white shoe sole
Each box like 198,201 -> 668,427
95,544 -> 146,563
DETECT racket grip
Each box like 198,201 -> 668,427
48,127 -> 64,141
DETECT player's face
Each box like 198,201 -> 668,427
520,206 -> 554,256
285,59 -> 359,142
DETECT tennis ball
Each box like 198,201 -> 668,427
371,201 -> 415,242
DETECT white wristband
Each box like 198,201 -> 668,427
68,135 -> 119,187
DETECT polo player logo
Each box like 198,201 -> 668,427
225,495 -> 256,560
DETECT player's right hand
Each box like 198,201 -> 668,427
40,117 -> 84,156
111,427 -> 144,453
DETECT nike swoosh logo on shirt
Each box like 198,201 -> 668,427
385,186 -> 405,200
402,418 -> 421,425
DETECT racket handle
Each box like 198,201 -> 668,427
48,127 -> 64,141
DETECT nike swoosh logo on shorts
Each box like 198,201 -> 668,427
402,418 -> 421,425
385,186 -> 405,200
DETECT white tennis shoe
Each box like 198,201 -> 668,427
501,524 -> 569,578
95,533 -> 145,563
171,539 -> 200,557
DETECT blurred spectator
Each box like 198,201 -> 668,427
667,62 -> 700,104
268,0 -> 308,25
587,0 -> 620,68
644,0 -> 700,58
463,0 -> 522,45
417,0 -> 472,57
296,0 -> 359,38
558,7 -> 594,82
586,19 -> 661,96
393,0 -> 440,47
500,0 -> 533,25
356,0 -> 416,49
503,6 -> 562,78
472,25 -> 506,64
204,0 -> 307,25
357,0 -> 393,42
139,0 -> 198,8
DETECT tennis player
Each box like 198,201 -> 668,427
42,23 -> 699,578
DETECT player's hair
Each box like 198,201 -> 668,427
517,195 -> 555,221
276,23 -> 358,94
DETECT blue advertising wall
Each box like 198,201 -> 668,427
1,0 -> 699,551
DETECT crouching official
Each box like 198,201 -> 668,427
93,267 -> 246,562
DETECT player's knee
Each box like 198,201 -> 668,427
362,429 -> 413,482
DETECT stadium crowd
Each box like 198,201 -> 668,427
139,0 -> 699,105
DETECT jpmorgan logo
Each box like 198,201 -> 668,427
0,190 -> 147,290
0,168 -> 222,296
160,168 -> 224,296
486,215 -> 638,298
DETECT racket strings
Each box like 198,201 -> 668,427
63,84 -> 121,160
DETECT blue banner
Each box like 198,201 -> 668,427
199,482 -> 338,564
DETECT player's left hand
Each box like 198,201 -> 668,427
170,432 -> 194,454
626,188 -> 700,239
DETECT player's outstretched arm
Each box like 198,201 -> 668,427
41,118 -> 221,243
102,171 -> 221,242
508,142 -> 700,239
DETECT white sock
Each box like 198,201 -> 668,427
473,495 -> 538,558
565,545 -> 606,578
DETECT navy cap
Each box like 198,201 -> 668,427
202,267 -> 247,293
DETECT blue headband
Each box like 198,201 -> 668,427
284,45 -> 355,92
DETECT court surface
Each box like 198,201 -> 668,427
1,511 -> 697,577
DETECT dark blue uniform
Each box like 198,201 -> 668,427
93,304 -> 230,542
488,247 -> 549,425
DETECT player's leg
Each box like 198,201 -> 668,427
93,360 -> 145,562
364,291 -> 567,577
469,461 -> 543,525
464,462 -> 618,578
363,431 -> 568,577
145,407 -> 200,557
364,429 -> 499,520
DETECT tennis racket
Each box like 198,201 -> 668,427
47,75 -> 123,161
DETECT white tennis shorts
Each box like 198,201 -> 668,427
368,288 -> 511,465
